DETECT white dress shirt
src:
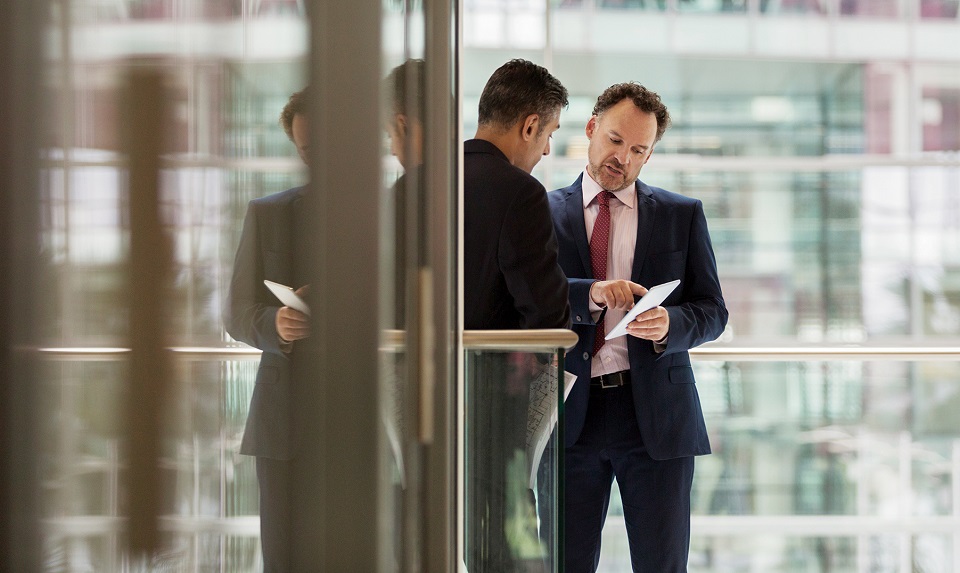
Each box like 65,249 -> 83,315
581,169 -> 638,378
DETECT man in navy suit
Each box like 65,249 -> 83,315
547,83 -> 727,572
225,87 -> 311,573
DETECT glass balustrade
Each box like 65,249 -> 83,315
36,346 -> 960,572
463,331 -> 575,573
588,355 -> 960,572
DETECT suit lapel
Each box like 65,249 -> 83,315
562,176 -> 593,277
630,180 -> 657,282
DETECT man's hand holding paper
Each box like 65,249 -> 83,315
625,305 -> 669,342
604,279 -> 680,341
267,282 -> 311,343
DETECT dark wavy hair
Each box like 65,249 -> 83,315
280,86 -> 310,142
478,59 -> 568,135
593,82 -> 671,143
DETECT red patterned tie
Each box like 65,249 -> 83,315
590,191 -> 613,355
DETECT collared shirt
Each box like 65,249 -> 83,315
582,169 -> 638,378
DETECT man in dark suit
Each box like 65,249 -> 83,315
224,87 -> 311,573
463,59 -> 571,572
547,83 -> 728,572
464,59 -> 571,331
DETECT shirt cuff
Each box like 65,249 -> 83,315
653,335 -> 668,354
588,298 -> 604,322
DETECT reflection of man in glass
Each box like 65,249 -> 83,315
463,59 -> 572,572
547,83 -> 727,572
384,58 -> 424,328
381,59 -> 425,569
224,87 -> 311,573
385,59 -> 424,176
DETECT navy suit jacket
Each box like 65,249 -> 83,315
548,175 -> 727,458
225,186 -> 307,460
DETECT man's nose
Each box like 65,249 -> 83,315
543,139 -> 551,156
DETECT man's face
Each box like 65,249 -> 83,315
387,114 -> 424,172
517,111 -> 561,174
585,98 -> 658,191
291,113 -> 310,165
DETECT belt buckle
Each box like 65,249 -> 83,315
601,373 -> 621,389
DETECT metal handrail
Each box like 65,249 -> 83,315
42,512 -> 960,538
691,346 -> 960,361
22,342 -> 960,361
462,329 -> 579,351
41,153 -> 960,173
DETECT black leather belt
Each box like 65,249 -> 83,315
590,370 -> 630,389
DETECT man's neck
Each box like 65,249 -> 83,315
474,126 -> 522,169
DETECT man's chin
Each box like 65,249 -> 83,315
588,168 -> 614,190
599,175 -> 625,192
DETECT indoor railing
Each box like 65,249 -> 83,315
25,338 -> 960,572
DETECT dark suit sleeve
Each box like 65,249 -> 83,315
499,182 -> 571,329
224,202 -> 286,356
661,200 -> 728,356
568,278 -> 601,326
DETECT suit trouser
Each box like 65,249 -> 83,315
564,383 -> 695,573
256,456 -> 292,573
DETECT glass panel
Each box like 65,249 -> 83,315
760,0 -> 826,15
464,349 -> 566,572
919,0 -> 960,18
595,359 -> 960,571
29,0 -> 450,567
39,0 -> 310,569
838,0 -> 904,17
922,87 -> 960,152
546,161 -> 960,344
463,0 -> 546,49
380,0 -> 420,568
38,353 -> 265,570
466,53 -> 960,345
689,536 -> 863,571
676,0 -> 748,13
381,0 -> 443,565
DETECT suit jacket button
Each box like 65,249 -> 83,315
576,315 -> 582,322
582,352 -> 589,361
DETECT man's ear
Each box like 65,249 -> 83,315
585,115 -> 598,140
395,114 -> 408,137
520,113 -> 540,141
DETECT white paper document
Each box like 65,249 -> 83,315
263,279 -> 310,315
604,279 -> 680,340
526,363 -> 577,488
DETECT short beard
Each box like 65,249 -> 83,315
588,162 -> 626,192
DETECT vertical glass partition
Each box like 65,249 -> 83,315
463,329 -> 578,573
0,0 -> 457,570
35,0 -> 312,564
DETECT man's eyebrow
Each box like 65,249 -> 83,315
609,129 -> 649,150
